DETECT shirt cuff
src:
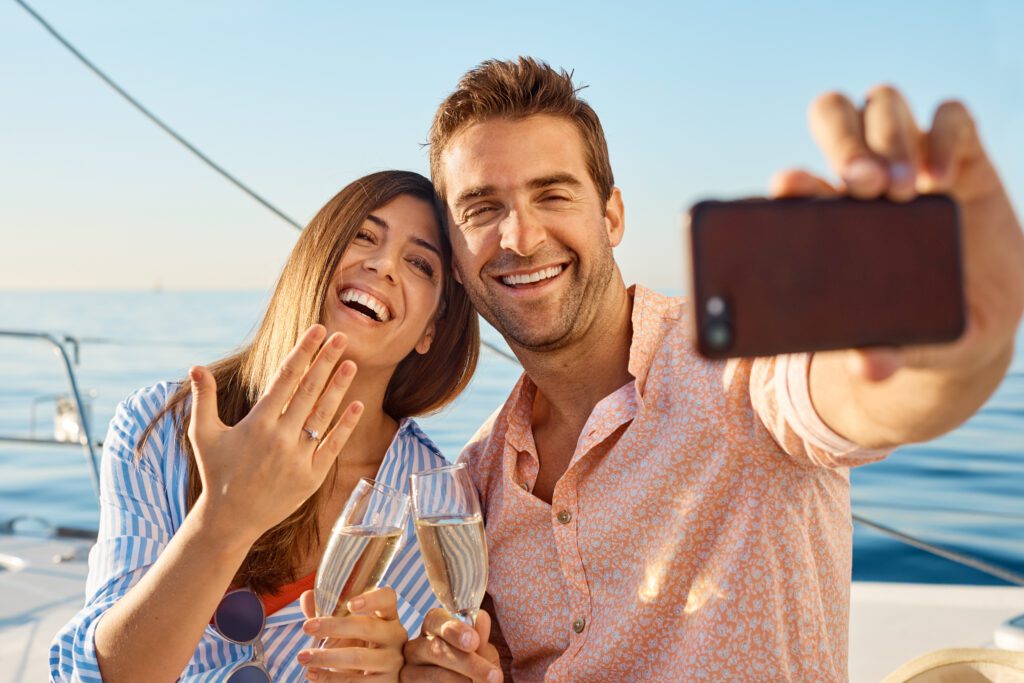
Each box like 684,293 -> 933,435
776,353 -> 893,468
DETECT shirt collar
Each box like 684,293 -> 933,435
502,284 -> 680,452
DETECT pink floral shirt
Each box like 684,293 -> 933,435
460,285 -> 890,682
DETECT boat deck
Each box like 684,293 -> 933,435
3,533 -> 1022,682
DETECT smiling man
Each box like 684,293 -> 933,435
401,58 -> 1024,682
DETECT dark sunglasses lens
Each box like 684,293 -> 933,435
226,663 -> 271,683
215,590 -> 264,643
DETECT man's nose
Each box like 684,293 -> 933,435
499,207 -> 546,256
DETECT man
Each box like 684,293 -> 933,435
401,57 -> 1024,681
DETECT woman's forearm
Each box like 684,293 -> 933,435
93,497 -> 260,683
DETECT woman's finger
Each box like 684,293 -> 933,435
300,359 -> 357,447
300,589 -> 317,620
280,333 -> 349,434
861,85 -> 921,202
253,325 -> 327,420
303,614 -> 407,648
298,644 -> 403,675
311,401 -> 364,477
347,587 -> 400,621
186,366 -> 222,448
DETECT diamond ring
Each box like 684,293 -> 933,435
303,427 -> 320,442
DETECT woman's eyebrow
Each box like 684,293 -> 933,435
367,214 -> 442,259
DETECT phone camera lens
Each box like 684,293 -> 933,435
705,322 -> 733,351
706,296 -> 726,316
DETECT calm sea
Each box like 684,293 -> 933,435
1,291 -> 1021,585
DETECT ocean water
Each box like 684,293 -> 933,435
0,291 -> 1021,585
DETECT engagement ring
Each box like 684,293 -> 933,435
303,427 -> 320,442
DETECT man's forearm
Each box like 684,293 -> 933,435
809,340 -> 1015,449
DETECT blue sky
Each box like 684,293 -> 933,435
2,1 -> 1022,291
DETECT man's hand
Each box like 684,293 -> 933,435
774,86 -> 1024,446
401,608 -> 502,683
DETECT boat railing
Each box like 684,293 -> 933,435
0,330 -> 101,496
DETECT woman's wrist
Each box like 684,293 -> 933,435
187,494 -> 263,557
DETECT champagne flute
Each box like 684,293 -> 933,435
410,463 -> 488,626
314,478 -> 409,647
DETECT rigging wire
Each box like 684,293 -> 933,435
13,0 -> 304,231
852,513 -> 1024,586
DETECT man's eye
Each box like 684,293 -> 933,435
465,206 -> 496,221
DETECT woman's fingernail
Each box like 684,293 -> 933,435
306,670 -> 319,681
489,670 -> 501,683
302,619 -> 320,633
297,650 -> 313,665
461,632 -> 475,649
348,597 -> 365,611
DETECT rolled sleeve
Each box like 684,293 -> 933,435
50,386 -> 175,681
750,353 -> 893,468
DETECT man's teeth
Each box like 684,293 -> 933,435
340,289 -> 391,322
501,265 -> 564,286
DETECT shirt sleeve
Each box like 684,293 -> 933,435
749,353 -> 893,468
49,386 -> 176,682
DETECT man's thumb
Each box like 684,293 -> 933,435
474,609 -> 493,650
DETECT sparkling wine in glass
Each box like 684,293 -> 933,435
314,478 -> 409,646
410,463 -> 488,626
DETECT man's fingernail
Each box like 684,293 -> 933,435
297,650 -> 313,665
348,597 -> 365,611
302,619 -> 320,633
306,670 -> 319,681
843,158 -> 880,186
461,632 -> 475,649
889,162 -> 913,186
489,670 -> 501,683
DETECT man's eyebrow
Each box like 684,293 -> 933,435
453,174 -> 584,209
527,173 -> 584,190
366,213 -> 442,259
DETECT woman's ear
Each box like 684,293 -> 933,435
415,322 -> 436,355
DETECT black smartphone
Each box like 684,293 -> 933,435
687,195 -> 966,359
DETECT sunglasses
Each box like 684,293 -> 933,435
212,588 -> 271,683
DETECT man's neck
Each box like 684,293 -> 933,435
515,278 -> 635,427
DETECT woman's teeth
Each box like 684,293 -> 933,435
501,265 -> 564,287
340,288 -> 391,322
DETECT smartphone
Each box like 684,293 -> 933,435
687,195 -> 966,359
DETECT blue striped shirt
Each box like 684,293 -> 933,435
50,382 -> 447,682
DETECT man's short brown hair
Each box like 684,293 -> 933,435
429,57 -> 614,207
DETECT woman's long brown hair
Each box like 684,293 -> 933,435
136,170 -> 479,595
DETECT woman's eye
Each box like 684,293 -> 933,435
355,230 -> 376,243
409,258 -> 435,278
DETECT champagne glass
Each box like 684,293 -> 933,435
410,463 -> 488,626
314,478 -> 409,647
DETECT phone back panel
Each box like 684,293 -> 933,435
688,195 -> 966,359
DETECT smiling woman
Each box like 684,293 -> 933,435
49,170 -> 480,682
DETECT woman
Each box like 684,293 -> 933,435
50,170 -> 479,682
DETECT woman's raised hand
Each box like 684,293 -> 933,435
187,325 -> 363,539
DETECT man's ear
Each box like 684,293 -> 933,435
452,262 -> 463,285
604,187 -> 625,247
415,321 -> 436,355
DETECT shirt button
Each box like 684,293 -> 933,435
556,510 -> 572,524
572,617 -> 586,633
